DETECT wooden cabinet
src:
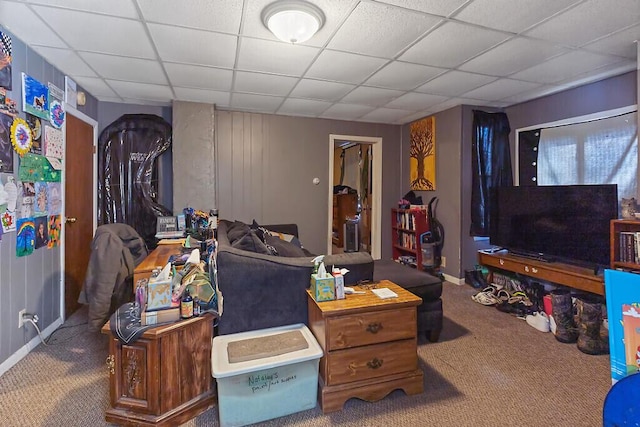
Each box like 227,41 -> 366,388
307,281 -> 423,413
610,219 -> 640,271
102,314 -> 216,426
391,208 -> 428,269
133,243 -> 184,284
333,193 -> 358,248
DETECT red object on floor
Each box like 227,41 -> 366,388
543,295 -> 553,316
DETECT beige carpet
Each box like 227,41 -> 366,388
0,281 -> 611,427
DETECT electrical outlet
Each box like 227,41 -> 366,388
18,309 -> 26,329
441,256 -> 446,268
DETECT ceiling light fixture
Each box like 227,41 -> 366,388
261,0 -> 325,44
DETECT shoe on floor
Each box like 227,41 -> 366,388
526,312 -> 550,332
549,315 -> 557,335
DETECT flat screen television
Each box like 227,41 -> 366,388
489,184 -> 618,268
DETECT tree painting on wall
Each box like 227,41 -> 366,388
410,116 -> 435,191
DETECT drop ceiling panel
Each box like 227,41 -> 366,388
385,92 -> 448,110
553,60 -> 637,88
72,76 -> 118,97
377,0 -> 470,17
327,2 -> 443,58
32,6 -> 156,57
237,38 -> 319,75
416,70 -> 497,96
164,63 -> 233,90
399,21 -> 511,68
148,23 -> 237,67
461,78 -> 541,102
305,50 -> 387,84
320,103 -> 374,120
231,92 -> 283,112
0,2 -> 66,48
359,107 -> 414,123
79,52 -> 167,84
454,0 -> 582,33
525,0 -> 640,47
31,46 -> 97,77
365,61 -> 445,90
582,24 -> 640,59
290,79 -> 355,101
278,98 -> 332,116
458,37 -> 568,76
509,50 -> 626,84
341,86 -> 404,107
234,71 -> 299,96
107,80 -> 173,101
174,86 -> 230,106
24,0 -> 139,18
138,0 -> 242,33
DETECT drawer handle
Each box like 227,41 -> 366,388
532,267 -> 538,273
366,322 -> 383,334
106,355 -> 115,375
367,358 -> 384,369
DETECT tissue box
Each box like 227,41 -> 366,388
146,277 -> 173,310
310,274 -> 335,302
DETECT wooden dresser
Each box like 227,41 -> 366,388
307,280 -> 423,413
101,314 -> 215,426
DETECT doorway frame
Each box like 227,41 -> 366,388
60,104 -> 98,319
327,134 -> 382,259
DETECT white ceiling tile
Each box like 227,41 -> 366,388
327,2 -> 442,58
305,50 -> 387,84
0,2 -> 66,48
121,98 -> 170,106
400,21 -> 510,68
583,24 -> 640,59
399,111 -> 437,124
72,76 -> 117,97
359,107 -> 415,123
552,60 -> 637,88
148,23 -> 237,67
455,0 -> 581,33
79,52 -> 167,84
237,37 -> 319,75
461,78 -> 541,101
416,70 -> 497,96
164,63 -> 233,90
458,37 -> 568,76
32,6 -> 156,57
290,79 -> 355,101
107,80 -> 173,101
138,0 -> 242,33
98,96 -> 126,103
242,0 -> 358,47
341,86 -> 404,107
234,71 -> 299,96
231,93 -> 283,112
509,50 -> 626,84
320,103 -> 375,120
277,98 -> 332,116
25,0 -> 138,18
174,86 -> 230,106
499,85 -> 565,104
525,0 -> 640,47
31,46 -> 96,77
429,97 -> 488,111
365,62 -> 445,90
376,0 -> 469,17
385,92 -> 448,109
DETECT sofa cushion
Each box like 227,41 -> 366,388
264,234 -> 307,257
227,221 -> 251,244
231,230 -> 271,255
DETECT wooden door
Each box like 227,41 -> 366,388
64,113 -> 94,318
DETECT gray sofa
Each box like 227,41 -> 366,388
215,219 -> 374,335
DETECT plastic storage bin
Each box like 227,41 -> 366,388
211,324 -> 323,427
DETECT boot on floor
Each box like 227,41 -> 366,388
576,295 -> 609,355
551,289 -> 578,343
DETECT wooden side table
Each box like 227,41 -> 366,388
307,280 -> 423,413
101,313 -> 215,426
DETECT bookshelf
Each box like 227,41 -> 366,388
391,208 -> 428,269
610,219 -> 640,271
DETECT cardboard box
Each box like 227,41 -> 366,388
310,274 -> 335,302
333,274 -> 345,300
141,308 -> 180,326
211,324 -> 323,427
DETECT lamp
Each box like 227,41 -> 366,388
261,0 -> 325,44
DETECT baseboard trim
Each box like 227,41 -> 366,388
443,273 -> 465,285
0,317 -> 64,377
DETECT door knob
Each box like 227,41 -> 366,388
66,217 -> 77,224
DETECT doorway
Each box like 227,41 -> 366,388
62,107 -> 97,318
327,134 -> 382,259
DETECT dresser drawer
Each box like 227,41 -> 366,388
324,339 -> 417,386
326,307 -> 416,351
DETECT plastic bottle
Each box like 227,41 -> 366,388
181,289 -> 194,319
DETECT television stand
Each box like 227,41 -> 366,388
478,251 -> 603,295
508,250 -> 555,263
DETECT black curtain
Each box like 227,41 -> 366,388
518,129 -> 542,186
470,110 -> 513,236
